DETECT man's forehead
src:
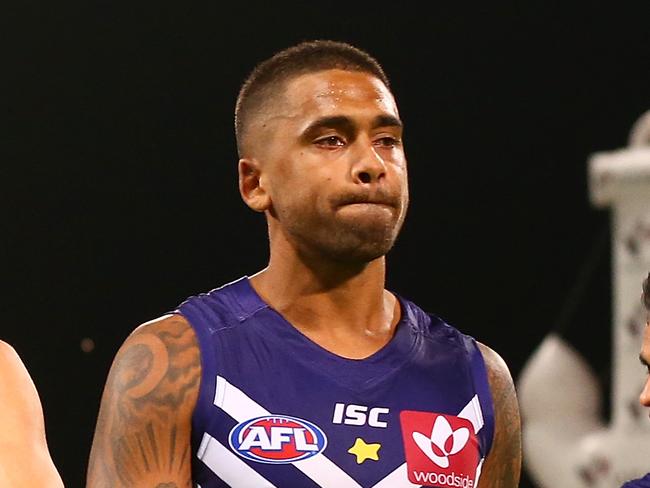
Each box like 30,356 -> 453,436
281,69 -> 399,117
247,70 -> 401,145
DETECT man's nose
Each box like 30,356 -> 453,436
351,140 -> 386,184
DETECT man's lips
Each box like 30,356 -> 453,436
333,192 -> 400,209
341,201 -> 394,207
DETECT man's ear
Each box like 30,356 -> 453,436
238,158 -> 271,212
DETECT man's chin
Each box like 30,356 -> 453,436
318,237 -> 396,265
287,217 -> 403,265
327,219 -> 402,262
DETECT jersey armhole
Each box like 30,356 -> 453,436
466,337 -> 496,459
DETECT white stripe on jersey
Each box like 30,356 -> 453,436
200,376 -> 486,488
457,394 -> 484,434
214,375 -> 269,420
371,463 -> 420,488
211,375 -> 363,487
371,394 -> 485,488
197,432 -> 277,487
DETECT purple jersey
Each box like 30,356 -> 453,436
175,276 -> 494,488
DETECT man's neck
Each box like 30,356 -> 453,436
248,248 -> 400,359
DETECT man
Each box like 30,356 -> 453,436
0,340 -> 64,487
622,273 -> 650,488
87,40 -> 521,487
639,272 -> 650,410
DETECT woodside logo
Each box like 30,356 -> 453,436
400,411 -> 480,487
412,471 -> 474,487
412,415 -> 470,468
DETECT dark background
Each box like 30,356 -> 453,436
3,2 -> 650,487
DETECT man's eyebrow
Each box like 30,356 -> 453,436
301,114 -> 403,138
639,354 -> 650,368
371,114 -> 403,130
301,116 -> 356,137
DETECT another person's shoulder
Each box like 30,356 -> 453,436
0,340 -> 47,435
0,338 -> 15,355
0,340 -> 65,488
0,339 -> 23,369
0,340 -> 36,402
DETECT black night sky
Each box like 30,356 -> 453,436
3,2 -> 650,486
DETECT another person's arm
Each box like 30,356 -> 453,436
476,342 -> 522,488
86,314 -> 200,488
0,341 -> 64,488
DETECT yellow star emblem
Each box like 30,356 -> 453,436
347,437 -> 381,464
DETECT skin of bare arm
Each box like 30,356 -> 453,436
476,342 -> 522,488
0,341 -> 64,488
86,314 -> 200,488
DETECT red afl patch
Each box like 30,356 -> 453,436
399,411 -> 480,487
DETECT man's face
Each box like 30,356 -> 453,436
255,69 -> 409,264
639,321 -> 650,411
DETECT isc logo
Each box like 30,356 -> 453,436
229,415 -> 327,464
332,403 -> 390,428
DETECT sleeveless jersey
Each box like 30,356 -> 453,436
175,276 -> 495,488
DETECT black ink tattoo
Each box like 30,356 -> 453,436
86,315 -> 200,488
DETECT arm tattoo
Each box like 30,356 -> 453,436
87,316 -> 200,488
477,343 -> 522,488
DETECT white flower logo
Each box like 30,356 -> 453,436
412,415 -> 470,468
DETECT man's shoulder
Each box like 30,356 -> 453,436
176,276 -> 249,304
475,341 -> 518,406
399,296 -> 475,344
101,312 -> 201,418
130,313 -> 192,337
476,342 -> 513,380
116,313 -> 197,364
87,317 -> 200,487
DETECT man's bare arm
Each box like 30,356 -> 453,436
86,314 -> 200,488
476,342 -> 522,488
0,341 -> 64,488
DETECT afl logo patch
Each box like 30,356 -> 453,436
228,415 -> 328,464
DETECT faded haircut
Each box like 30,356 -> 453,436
234,39 -> 391,157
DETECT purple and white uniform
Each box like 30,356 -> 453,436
175,276 -> 494,488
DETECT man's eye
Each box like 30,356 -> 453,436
315,136 -> 345,147
375,136 -> 401,148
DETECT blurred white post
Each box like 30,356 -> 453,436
588,110 -> 650,431
517,110 -> 650,487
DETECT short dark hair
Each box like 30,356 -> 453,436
234,39 -> 391,157
643,272 -> 650,312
